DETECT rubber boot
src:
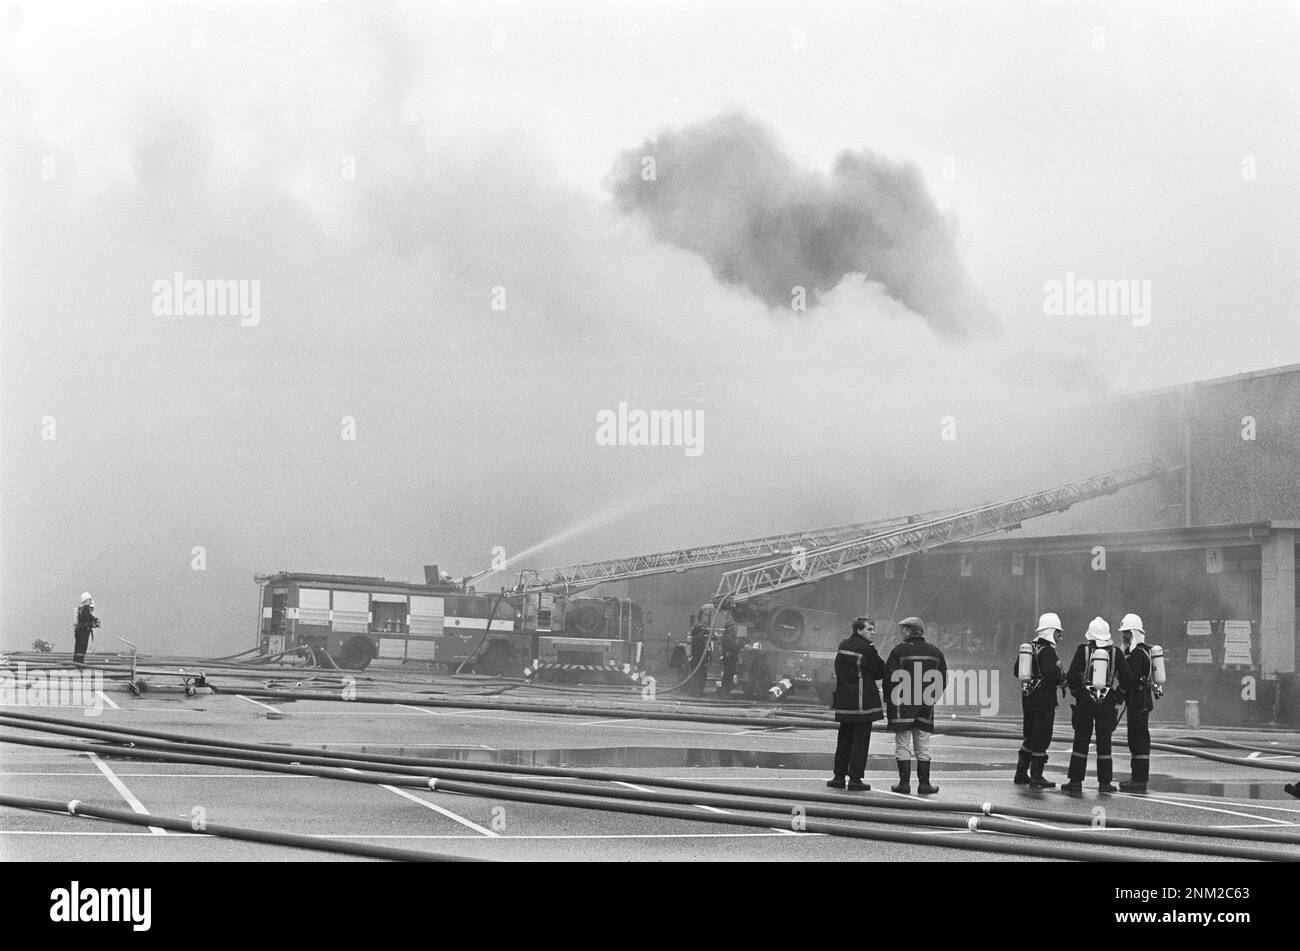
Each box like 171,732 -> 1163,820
1028,755 -> 1056,789
847,779 -> 870,791
826,776 -> 846,789
916,760 -> 939,795
1060,780 -> 1083,794
1013,750 -> 1031,785
891,760 -> 911,794
1118,779 -> 1146,792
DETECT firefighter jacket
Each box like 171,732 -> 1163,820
831,632 -> 885,723
74,604 -> 100,638
884,633 -> 948,732
1121,642 -> 1156,713
1066,643 -> 1134,713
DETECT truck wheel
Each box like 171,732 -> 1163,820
567,603 -> 605,637
338,637 -> 374,671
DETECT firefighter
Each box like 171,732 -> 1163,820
1062,617 -> 1134,794
1013,612 -> 1065,788
828,616 -> 885,790
884,617 -> 947,795
687,606 -> 712,696
1117,613 -> 1159,792
716,621 -> 741,697
73,592 -> 100,665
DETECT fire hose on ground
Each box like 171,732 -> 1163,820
192,683 -> 1300,774
0,793 -> 480,862
2,713 -> 1296,861
3,714 -> 1297,855
0,730 -> 1173,862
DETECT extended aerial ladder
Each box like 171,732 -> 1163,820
509,509 -> 955,595
712,461 -> 1167,609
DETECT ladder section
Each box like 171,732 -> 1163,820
518,509 -> 953,594
714,462 -> 1165,605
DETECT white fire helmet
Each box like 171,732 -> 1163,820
79,592 -> 93,605
1085,617 -> 1112,645
1119,613 -> 1145,646
1029,613 -> 1060,634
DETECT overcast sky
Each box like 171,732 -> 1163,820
2,0 -> 1297,652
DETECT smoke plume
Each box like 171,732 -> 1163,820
609,111 -> 996,338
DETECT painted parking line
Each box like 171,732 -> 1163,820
612,780 -> 802,835
344,767 -> 498,836
1112,792 -> 1293,824
86,752 -> 166,835
96,691 -> 120,710
1138,791 -> 1300,815
234,695 -> 282,714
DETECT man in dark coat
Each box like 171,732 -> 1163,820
73,592 -> 100,664
827,616 -> 885,791
1117,613 -> 1159,792
1063,617 -> 1134,794
885,617 -> 947,795
1013,612 -> 1065,788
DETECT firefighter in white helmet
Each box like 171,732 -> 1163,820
1012,612 -> 1065,788
1062,617 -> 1134,793
1117,613 -> 1158,792
73,592 -> 100,665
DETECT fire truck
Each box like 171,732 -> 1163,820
254,567 -> 643,678
519,463 -> 1166,699
256,463 -> 1164,693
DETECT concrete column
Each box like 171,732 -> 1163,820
1260,530 -> 1296,678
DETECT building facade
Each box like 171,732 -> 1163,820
591,364 -> 1300,724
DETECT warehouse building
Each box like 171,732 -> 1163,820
597,363 -> 1300,724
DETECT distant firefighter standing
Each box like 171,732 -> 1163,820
73,592 -> 100,664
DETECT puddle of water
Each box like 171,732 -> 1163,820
316,745 -> 1002,771
1147,779 -> 1296,801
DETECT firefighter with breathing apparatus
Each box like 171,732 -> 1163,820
1013,612 -> 1065,788
1063,617 -> 1133,793
1117,613 -> 1164,792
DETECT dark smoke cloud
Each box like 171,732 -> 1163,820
609,111 -> 997,338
